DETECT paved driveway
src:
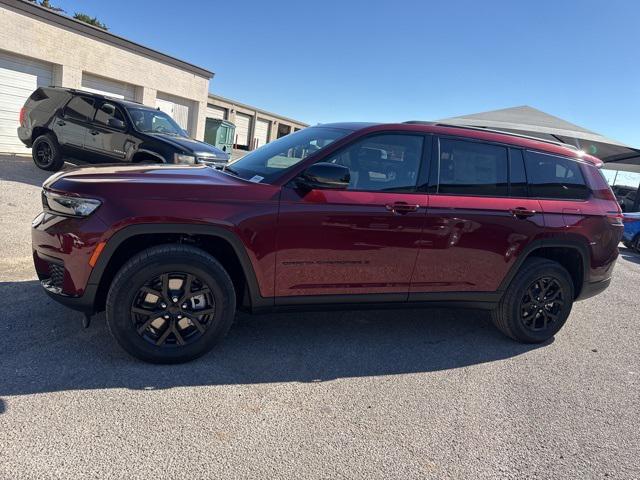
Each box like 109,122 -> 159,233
0,155 -> 639,479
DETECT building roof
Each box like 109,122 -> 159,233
439,105 -> 640,164
3,0 -> 213,79
208,94 -> 308,127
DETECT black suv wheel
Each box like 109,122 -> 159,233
32,133 -> 64,171
106,245 -> 236,363
492,258 -> 574,343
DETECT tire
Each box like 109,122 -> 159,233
491,258 -> 574,343
32,133 -> 64,171
106,244 -> 236,363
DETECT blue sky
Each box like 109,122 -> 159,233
53,0 -> 639,146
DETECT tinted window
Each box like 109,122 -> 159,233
94,102 -> 126,128
64,96 -> 95,122
525,151 -> 589,199
437,138 -> 508,196
325,134 -> 424,192
509,148 -> 528,197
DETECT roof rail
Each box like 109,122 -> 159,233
45,86 -> 143,104
403,120 -> 579,151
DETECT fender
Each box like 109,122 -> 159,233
130,149 -> 167,163
497,237 -> 590,295
84,223 -> 272,312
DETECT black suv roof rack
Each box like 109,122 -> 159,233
403,120 -> 579,151
45,85 -> 143,105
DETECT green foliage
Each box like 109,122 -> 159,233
73,12 -> 109,30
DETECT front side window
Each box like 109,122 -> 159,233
126,107 -> 186,136
226,127 -> 352,183
64,96 -> 96,122
525,151 -> 589,200
437,138 -> 508,196
324,134 -> 424,192
94,102 -> 126,128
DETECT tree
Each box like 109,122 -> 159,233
28,0 -> 64,12
73,13 -> 108,30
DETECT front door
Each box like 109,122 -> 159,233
410,137 -> 545,297
84,101 -> 131,162
275,133 -> 429,301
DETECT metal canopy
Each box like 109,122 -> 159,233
438,106 -> 640,166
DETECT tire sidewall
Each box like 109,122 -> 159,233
32,134 -> 63,171
505,261 -> 574,343
107,251 -> 236,363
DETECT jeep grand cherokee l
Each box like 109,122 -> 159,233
18,87 -> 229,171
32,122 -> 623,363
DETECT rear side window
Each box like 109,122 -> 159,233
437,138 -> 508,196
64,96 -> 96,122
94,102 -> 126,128
524,151 -> 589,200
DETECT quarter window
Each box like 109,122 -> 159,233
524,151 -> 589,200
64,96 -> 96,122
325,134 -> 424,192
437,138 -> 508,196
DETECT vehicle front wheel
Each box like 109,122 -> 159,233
106,245 -> 236,363
32,133 -> 64,171
491,258 -> 574,343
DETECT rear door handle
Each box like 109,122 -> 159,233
56,120 -> 66,126
510,207 -> 536,219
385,202 -> 420,214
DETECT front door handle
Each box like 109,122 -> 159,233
385,202 -> 420,214
510,207 -> 537,219
56,120 -> 66,126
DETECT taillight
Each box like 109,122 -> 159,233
19,107 -> 26,127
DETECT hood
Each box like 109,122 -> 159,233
44,164 -> 244,194
148,133 -> 229,160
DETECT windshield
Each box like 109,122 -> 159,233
126,107 -> 187,136
226,126 -> 353,183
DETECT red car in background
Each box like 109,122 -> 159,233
32,121 -> 623,363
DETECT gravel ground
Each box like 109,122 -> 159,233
1,155 -> 639,479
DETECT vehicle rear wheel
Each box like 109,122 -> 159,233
491,258 -> 574,343
106,244 -> 236,363
32,133 -> 64,171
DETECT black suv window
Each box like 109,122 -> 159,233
64,96 -> 96,122
436,138 -> 508,196
525,151 -> 589,200
94,102 -> 126,129
325,134 -> 424,192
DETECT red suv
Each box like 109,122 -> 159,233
32,122 -> 623,363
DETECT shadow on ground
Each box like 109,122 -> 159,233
620,246 -> 640,265
0,280 -> 545,403
0,155 -> 81,187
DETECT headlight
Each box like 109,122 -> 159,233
174,153 -> 196,165
43,191 -> 101,217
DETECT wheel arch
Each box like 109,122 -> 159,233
499,239 -> 590,299
90,224 -> 270,313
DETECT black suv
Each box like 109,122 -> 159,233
18,87 -> 229,171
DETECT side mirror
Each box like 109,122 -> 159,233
108,118 -> 126,130
298,162 -> 350,190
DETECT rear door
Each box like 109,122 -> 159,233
53,95 -> 96,159
410,137 -> 545,297
276,132 -> 429,300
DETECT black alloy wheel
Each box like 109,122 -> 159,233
34,139 -> 54,168
519,277 -> 564,332
132,272 -> 215,347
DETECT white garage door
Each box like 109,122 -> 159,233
81,73 -> 135,100
234,113 -> 251,147
206,105 -> 226,120
254,118 -> 270,148
156,93 -> 191,132
0,51 -> 53,153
